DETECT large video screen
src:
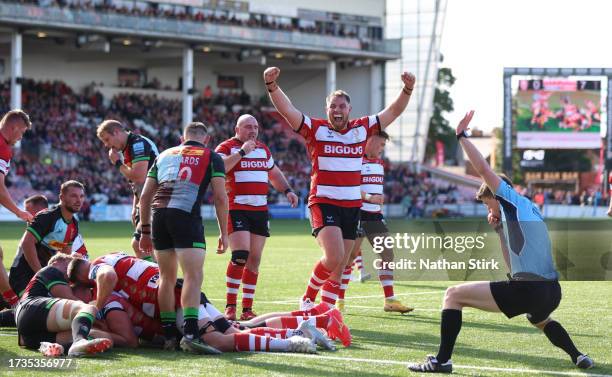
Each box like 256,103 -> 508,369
514,78 -> 605,149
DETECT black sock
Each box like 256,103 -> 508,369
183,307 -> 199,339
160,311 -> 177,340
543,321 -> 582,363
72,312 -> 94,342
0,309 -> 15,327
242,307 -> 251,313
436,309 -> 462,363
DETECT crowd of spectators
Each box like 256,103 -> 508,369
1,79 -> 465,215
516,187 -> 607,208
14,0 -> 380,43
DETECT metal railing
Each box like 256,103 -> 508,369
0,3 -> 401,58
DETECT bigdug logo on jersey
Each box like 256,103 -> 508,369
323,145 -> 364,155
240,160 -> 269,169
363,176 -> 384,184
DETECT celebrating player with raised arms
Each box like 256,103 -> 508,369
409,111 -> 593,373
215,114 -> 298,321
97,120 -> 159,259
263,66 -> 415,310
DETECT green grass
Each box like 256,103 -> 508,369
1,220 -> 611,376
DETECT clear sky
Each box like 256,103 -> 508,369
439,0 -> 611,132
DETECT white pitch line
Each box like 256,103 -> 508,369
0,333 -> 16,337
259,352 -> 611,377
207,290 -> 444,305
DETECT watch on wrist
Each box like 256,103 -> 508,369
238,149 -> 246,157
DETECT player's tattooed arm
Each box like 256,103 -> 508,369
456,110 -> 501,194
263,67 -> 303,130
377,72 -> 416,129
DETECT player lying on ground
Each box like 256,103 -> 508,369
98,292 -> 327,354
15,253 -> 113,357
408,111 -> 594,373
236,302 -> 352,347
336,131 -> 413,314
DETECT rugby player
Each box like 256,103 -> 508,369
9,181 -> 87,299
96,120 -> 159,259
15,253 -> 113,357
263,66 -> 415,309
0,110 -> 34,309
68,253 -> 320,354
139,122 -> 229,353
0,195 -> 48,312
409,111 -> 593,373
216,114 -> 298,320
336,131 -> 413,314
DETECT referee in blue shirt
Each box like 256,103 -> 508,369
409,111 -> 593,373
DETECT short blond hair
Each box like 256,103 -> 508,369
476,174 -> 513,200
326,90 -> 351,105
60,180 -> 85,196
0,109 -> 32,129
96,119 -> 124,138
48,253 -> 74,266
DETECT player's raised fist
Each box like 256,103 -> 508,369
401,72 -> 416,89
241,140 -> 257,155
264,67 -> 280,83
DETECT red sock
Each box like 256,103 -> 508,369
354,252 -> 364,272
274,316 -> 300,328
2,288 -> 19,307
289,302 -> 331,316
313,314 -> 329,328
246,327 -> 289,338
338,265 -> 352,300
234,333 -> 270,351
241,269 -> 258,310
321,280 -> 340,306
226,262 -> 244,306
378,269 -> 395,299
302,260 -> 331,302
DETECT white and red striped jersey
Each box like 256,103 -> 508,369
297,114 -> 381,207
361,157 -> 384,213
0,133 -> 12,176
215,138 -> 274,211
89,253 -> 159,315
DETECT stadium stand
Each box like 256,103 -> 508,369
0,79 -> 467,213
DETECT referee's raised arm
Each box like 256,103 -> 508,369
263,67 -> 303,131
455,110 -> 501,194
